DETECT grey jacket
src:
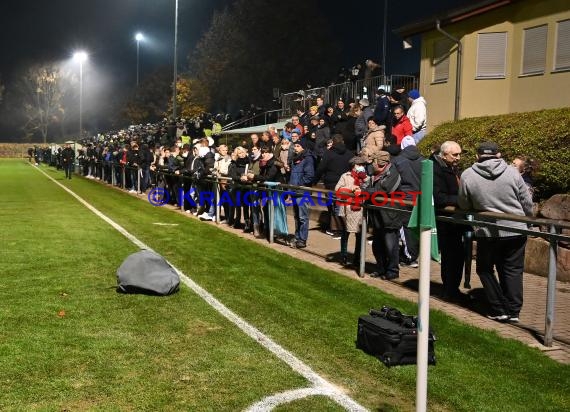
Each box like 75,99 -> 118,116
458,158 -> 533,237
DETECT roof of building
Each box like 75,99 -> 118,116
394,0 -> 519,38
220,120 -> 287,135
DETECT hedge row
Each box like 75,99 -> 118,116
418,107 -> 570,199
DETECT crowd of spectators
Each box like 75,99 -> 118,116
35,80 -> 538,324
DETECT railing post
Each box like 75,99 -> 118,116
180,175 -> 185,212
464,214 -> 474,289
268,187 -> 275,244
111,163 -> 116,186
359,207 -> 367,277
545,224 -> 559,347
137,167 -> 141,193
121,167 -> 126,189
214,177 -> 220,224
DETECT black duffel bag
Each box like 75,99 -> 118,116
356,306 -> 436,367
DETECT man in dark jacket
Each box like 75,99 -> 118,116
373,88 -> 391,130
127,143 -> 142,192
289,141 -> 315,249
431,141 -> 468,301
61,143 -> 75,180
314,135 -> 353,236
392,136 -> 423,267
364,151 -> 403,279
248,147 -> 280,238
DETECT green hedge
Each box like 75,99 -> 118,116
418,107 -> 570,199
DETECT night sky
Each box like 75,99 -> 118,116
0,0 -> 471,137
1,0 -> 471,82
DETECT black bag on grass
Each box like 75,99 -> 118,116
356,306 -> 436,367
116,250 -> 180,296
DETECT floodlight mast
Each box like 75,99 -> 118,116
73,51 -> 88,139
135,33 -> 144,86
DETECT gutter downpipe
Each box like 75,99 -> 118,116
436,20 -> 461,121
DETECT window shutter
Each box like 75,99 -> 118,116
476,32 -> 507,78
433,39 -> 451,82
555,19 -> 570,71
522,25 -> 547,75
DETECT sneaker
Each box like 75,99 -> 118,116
508,316 -> 520,323
400,259 -> 419,268
332,233 -> 342,240
198,213 -> 213,221
295,241 -> 307,249
325,230 -> 335,236
487,314 -> 509,322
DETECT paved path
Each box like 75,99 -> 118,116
129,189 -> 570,364
198,208 -> 570,364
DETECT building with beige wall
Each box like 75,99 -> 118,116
396,0 -> 570,130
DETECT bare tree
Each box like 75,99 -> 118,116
18,64 -> 65,144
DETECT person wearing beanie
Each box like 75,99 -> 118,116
458,142 -> 533,322
373,87 -> 391,131
407,89 -> 427,143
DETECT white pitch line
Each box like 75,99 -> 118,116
246,388 -> 338,412
35,167 -> 368,412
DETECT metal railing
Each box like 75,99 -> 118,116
221,73 -> 418,131
67,164 -> 569,347
281,74 -> 417,113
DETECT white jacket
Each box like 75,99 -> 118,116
407,97 -> 427,132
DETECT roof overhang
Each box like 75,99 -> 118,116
220,120 -> 287,135
394,0 -> 517,38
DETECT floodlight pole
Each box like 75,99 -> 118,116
136,38 -> 141,86
172,0 -> 179,120
382,0 -> 387,78
79,59 -> 84,139
135,33 -> 144,87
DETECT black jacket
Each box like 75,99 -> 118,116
313,143 -> 353,189
255,156 -> 279,182
392,146 -> 424,200
430,153 -> 460,208
338,116 -> 358,153
365,163 -> 403,230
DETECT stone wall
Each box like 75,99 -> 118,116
524,194 -> 570,282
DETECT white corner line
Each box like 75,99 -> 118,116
34,166 -> 368,412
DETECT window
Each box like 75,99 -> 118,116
522,25 -> 547,75
476,32 -> 507,78
432,39 -> 451,83
554,19 -> 570,71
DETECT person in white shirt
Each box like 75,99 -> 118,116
407,89 -> 427,143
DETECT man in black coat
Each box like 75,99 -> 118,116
61,143 -> 75,180
364,151 -> 403,280
313,135 -> 353,236
392,137 -> 424,267
430,141 -> 468,301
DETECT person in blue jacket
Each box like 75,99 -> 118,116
289,140 -> 315,249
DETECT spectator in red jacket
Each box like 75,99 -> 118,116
391,105 -> 413,145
